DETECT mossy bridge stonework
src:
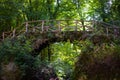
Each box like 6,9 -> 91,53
0,20 -> 120,57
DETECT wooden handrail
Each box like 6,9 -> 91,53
1,20 -> 120,41
25,20 -> 94,23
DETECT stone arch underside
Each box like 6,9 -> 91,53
31,31 -> 93,56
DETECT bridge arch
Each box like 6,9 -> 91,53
31,31 -> 111,61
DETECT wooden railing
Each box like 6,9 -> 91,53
0,20 -> 120,41
24,20 -> 96,33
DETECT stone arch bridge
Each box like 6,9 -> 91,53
0,20 -> 120,58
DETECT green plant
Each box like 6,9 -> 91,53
50,41 -> 81,79
0,38 -> 35,79
74,39 -> 120,80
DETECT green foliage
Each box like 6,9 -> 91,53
0,39 -> 31,62
1,0 -> 120,33
50,41 -> 81,79
110,0 -> 120,20
0,38 -> 35,79
74,39 -> 120,80
0,0 -> 24,32
0,37 -> 57,79
1,0 -> 120,79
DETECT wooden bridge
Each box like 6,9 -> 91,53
0,20 -> 120,58
0,20 -> 120,41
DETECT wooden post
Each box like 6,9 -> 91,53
75,20 -> 78,31
12,29 -> 16,38
42,20 -> 44,32
33,27 -> 36,32
58,21 -> 61,32
2,32 -> 4,41
26,22 -> 28,33
106,27 -> 108,36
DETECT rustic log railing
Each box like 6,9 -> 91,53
0,20 -> 120,41
24,20 -> 97,33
